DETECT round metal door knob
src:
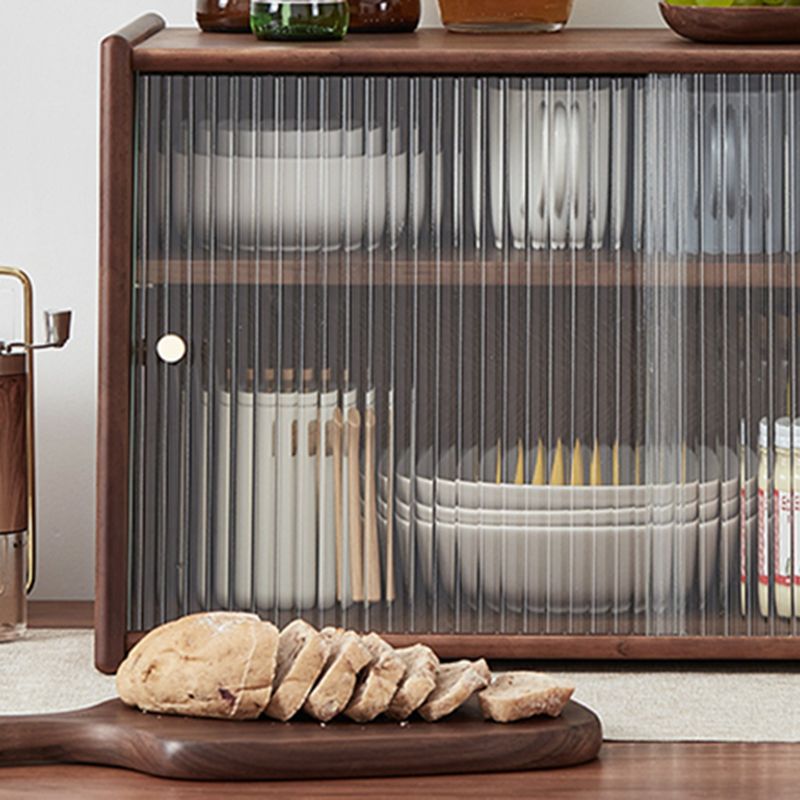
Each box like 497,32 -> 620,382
156,334 -> 187,364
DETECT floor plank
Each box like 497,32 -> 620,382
28,601 -> 93,629
0,744 -> 799,799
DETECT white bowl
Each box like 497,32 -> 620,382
392,515 -> 728,615
169,124 -> 425,253
381,449 -> 743,510
381,491 -> 742,528
384,496 -> 707,526
406,476 -> 704,511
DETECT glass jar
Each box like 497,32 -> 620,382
0,532 -> 26,642
251,1 -> 350,40
773,417 -> 800,618
197,0 -> 253,32
757,417 -> 769,617
437,0 -> 574,33
349,0 -> 420,32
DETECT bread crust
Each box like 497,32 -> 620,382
344,633 -> 406,723
478,672 -> 575,723
116,612 -> 278,720
303,628 -> 371,722
386,644 -> 440,721
265,619 -> 328,722
417,659 -> 491,722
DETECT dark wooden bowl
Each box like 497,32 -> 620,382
660,2 -> 800,43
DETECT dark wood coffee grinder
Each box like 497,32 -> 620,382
0,267 -> 71,640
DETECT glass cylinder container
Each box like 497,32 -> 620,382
0,532 -> 26,642
773,417 -> 800,619
197,0 -> 253,32
251,1 -> 350,40
757,417 -> 770,618
348,0 -> 420,32
437,0 -> 574,33
0,354 -> 28,642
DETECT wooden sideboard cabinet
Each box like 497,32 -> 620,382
96,15 -> 800,672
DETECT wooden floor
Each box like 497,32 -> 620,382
0,743 -> 797,798
28,600 -> 93,628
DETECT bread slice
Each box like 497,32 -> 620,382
417,658 -> 491,722
344,633 -> 406,723
478,672 -> 575,723
303,628 -> 371,722
265,619 -> 328,722
116,612 -> 278,720
386,644 -> 439,721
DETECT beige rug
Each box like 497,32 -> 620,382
1,629 -> 798,741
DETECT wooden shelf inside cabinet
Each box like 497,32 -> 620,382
145,253 -> 642,287
143,253 -> 800,289
131,28 -> 800,76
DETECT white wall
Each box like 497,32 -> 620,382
0,0 -> 663,600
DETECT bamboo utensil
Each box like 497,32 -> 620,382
364,406 -> 381,602
347,407 -> 364,603
386,402 -> 395,603
550,439 -> 565,486
571,439 -> 584,486
532,439 -> 546,486
316,387 -> 339,610
514,440 -> 525,485
590,440 -> 602,487
332,408 -> 344,603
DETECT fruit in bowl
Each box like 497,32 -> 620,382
660,0 -> 800,42
665,0 -> 800,5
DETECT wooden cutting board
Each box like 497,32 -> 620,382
0,699 -> 601,780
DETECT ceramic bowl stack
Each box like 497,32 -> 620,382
473,80 -> 632,252
168,121 -> 428,254
379,450 -> 756,615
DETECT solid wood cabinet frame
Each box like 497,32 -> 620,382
95,15 -> 800,673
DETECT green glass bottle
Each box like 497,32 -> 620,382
251,1 -> 349,40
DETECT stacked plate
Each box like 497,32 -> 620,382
168,122 -> 427,253
379,449 -> 755,615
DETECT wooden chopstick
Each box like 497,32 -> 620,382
364,407 -> 381,603
386,405 -> 395,603
332,407 -> 344,603
347,407 -> 364,603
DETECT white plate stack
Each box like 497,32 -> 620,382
379,449 -> 755,616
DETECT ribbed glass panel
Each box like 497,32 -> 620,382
128,73 -> 800,638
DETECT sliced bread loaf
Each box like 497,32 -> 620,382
344,633 -> 406,723
478,672 -> 575,722
303,628 -> 371,722
265,619 -> 328,721
116,612 -> 278,721
417,658 -> 491,722
386,644 -> 439,721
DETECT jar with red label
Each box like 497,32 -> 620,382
757,417 -> 769,617
773,417 -> 800,618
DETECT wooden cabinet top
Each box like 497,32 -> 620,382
121,18 -> 800,75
